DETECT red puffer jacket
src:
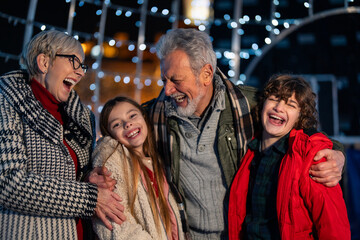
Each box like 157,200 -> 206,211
228,129 -> 350,240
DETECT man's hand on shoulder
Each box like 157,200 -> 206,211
309,149 -> 345,187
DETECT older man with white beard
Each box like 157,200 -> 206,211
142,28 -> 345,240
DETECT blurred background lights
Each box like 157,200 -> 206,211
284,22 -> 290,28
255,49 -> 262,56
137,0 -> 144,4
96,10 -> 102,16
237,29 -> 244,35
90,83 -> 96,91
78,1 -> 84,7
274,12 -> 281,18
139,43 -> 146,51
272,19 -> 279,26
240,74 -> 246,81
150,47 -> 156,53
124,76 -> 130,84
186,0 -> 211,21
231,21 -> 238,28
128,44 -> 135,51
97,71 -> 104,78
184,18 -> 191,25
144,78 -> 152,86
74,35 -> 79,40
304,2 -> 310,8
168,15 -> 176,23
239,18 -> 246,24
92,62 -> 99,69
134,77 -> 140,85
91,95 -> 98,102
274,28 -> 280,35
266,25 -> 272,31
97,106 -> 103,113
252,43 -> 259,50
109,39 -> 115,46
162,9 -> 169,15
91,45 -> 101,58
243,15 -> 250,22
151,6 -> 158,13
240,52 -> 250,59
116,10 -> 122,16
132,56 -> 139,63
157,79 -> 164,86
137,82 -> 144,90
255,15 -> 262,21
229,60 -> 235,67
215,51 -> 222,59
40,25 -> 46,31
194,20 -> 201,26
114,75 -> 121,83
125,11 -> 132,17
224,14 -> 231,21
265,37 -> 272,44
228,70 -> 235,77
224,51 -> 235,59
214,19 -> 221,26
198,25 -> 206,31
273,0 -> 279,5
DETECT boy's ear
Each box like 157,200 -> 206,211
36,53 -> 50,74
201,64 -> 213,86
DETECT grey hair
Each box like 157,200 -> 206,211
20,30 -> 85,77
156,28 -> 217,76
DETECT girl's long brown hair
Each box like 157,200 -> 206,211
99,96 -> 172,236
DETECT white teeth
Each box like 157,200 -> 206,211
64,78 -> 76,85
174,95 -> 185,103
270,114 -> 284,121
127,129 -> 139,138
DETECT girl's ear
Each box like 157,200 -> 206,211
36,53 -> 50,74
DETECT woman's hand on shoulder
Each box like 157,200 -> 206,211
88,166 -> 117,190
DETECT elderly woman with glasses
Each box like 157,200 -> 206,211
0,30 -> 125,240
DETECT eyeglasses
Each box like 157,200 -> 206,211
55,54 -> 88,73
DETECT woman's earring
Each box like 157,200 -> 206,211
44,70 -> 47,74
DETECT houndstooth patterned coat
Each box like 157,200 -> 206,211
0,70 -> 98,240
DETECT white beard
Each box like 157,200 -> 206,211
171,86 -> 205,117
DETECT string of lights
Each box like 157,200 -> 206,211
1,0 -> 356,89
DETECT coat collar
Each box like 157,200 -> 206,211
0,70 -> 92,146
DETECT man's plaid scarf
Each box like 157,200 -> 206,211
147,68 -> 254,168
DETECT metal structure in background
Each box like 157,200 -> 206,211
244,6 -> 360,79
94,0 -> 109,118
230,0 -> 242,82
305,75 -> 339,136
7,0 -> 360,143
22,0 -> 38,50
134,0 -> 149,102
66,0 -> 77,35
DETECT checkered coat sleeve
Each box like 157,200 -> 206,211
0,70 -> 98,240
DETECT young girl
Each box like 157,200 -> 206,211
228,75 -> 350,239
92,96 -> 185,240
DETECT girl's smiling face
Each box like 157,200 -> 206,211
107,101 -> 148,156
261,93 -> 301,142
